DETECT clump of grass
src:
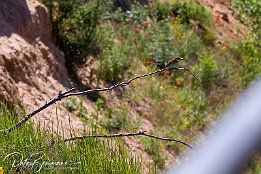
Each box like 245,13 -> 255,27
0,101 -> 141,174
142,137 -> 165,169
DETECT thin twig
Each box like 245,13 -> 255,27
186,68 -> 201,83
64,130 -> 192,149
0,88 -> 77,134
0,66 -> 200,134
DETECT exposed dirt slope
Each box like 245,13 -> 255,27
0,0 -> 94,135
197,0 -> 247,44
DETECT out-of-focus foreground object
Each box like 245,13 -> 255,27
167,76 -> 261,174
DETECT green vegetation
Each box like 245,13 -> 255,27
0,101 -> 141,173
235,38 -> 261,87
143,138 -> 165,169
231,0 -> 261,46
172,0 -> 213,27
231,0 -> 261,88
193,52 -> 218,92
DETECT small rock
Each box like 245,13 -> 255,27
220,12 -> 229,23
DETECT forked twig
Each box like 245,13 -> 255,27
0,66 -> 200,134
64,130 -> 192,149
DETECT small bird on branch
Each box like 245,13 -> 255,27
165,56 -> 184,68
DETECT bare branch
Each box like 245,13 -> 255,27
186,68 -> 201,83
0,66 -> 200,134
0,88 -> 77,134
64,130 -> 192,149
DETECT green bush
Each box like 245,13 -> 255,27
97,26 -> 132,83
170,0 -> 215,45
102,114 -> 127,132
151,2 -> 171,20
171,0 -> 212,27
146,21 -> 175,68
143,138 -> 165,169
238,38 -> 261,87
193,52 -> 218,92
170,17 -> 203,59
42,0 -> 112,64
176,88 -> 208,126
231,0 -> 261,46
63,97 -> 77,112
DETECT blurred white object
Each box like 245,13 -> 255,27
167,77 -> 261,174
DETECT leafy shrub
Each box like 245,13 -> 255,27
146,21 -> 175,68
201,29 -> 216,45
237,38 -> 261,87
193,52 -> 218,92
63,97 -> 77,112
143,138 -> 165,169
102,115 -> 127,132
147,81 -> 165,101
176,88 -> 208,126
171,0 -> 212,27
151,2 -> 171,20
101,107 -> 129,132
170,17 -> 203,59
171,0 -> 215,45
42,0 -> 113,64
131,4 -> 150,22
231,0 -> 261,46
97,26 -> 132,83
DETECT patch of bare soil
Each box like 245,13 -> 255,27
197,0 -> 248,44
0,0 -> 94,136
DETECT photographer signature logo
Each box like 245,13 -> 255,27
2,151 -> 81,172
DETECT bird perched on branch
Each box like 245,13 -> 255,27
165,56 -> 184,68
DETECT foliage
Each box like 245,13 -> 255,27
150,2 -> 171,20
171,0 -> 213,27
102,113 -> 127,132
143,138 -> 165,169
0,101 -> 141,174
232,38 -> 261,87
176,88 -> 208,126
108,4 -> 203,69
191,52 -> 218,92
97,25 -> 132,83
63,97 -> 77,112
231,0 -> 261,46
170,17 -> 203,59
171,0 -> 215,45
146,21 -> 175,68
41,0 -> 112,64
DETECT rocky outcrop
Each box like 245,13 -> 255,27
0,0 -> 91,134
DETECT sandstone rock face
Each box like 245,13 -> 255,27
0,0 -> 89,134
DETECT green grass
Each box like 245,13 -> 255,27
0,102 -> 141,174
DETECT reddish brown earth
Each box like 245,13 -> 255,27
0,0 -> 94,135
197,0 -> 247,44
